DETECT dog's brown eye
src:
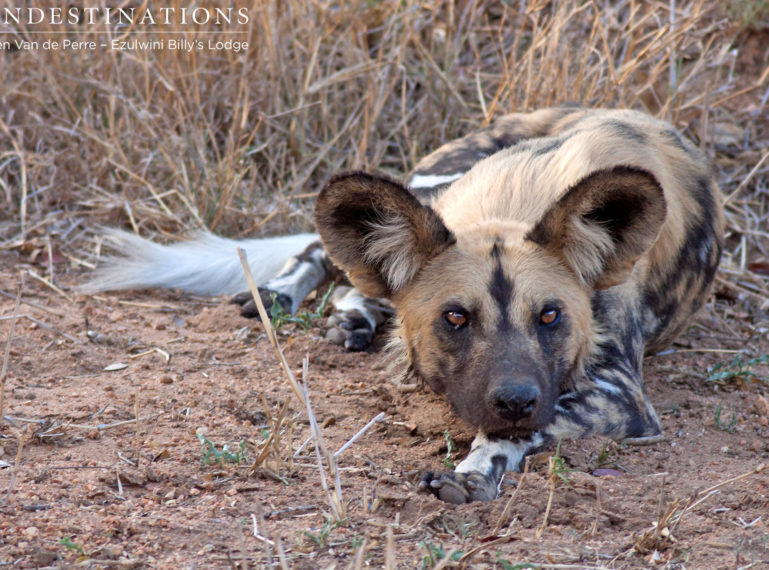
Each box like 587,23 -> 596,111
444,310 -> 468,329
540,308 -> 560,326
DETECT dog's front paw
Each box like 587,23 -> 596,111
324,310 -> 375,351
230,289 -> 292,320
418,470 -> 499,504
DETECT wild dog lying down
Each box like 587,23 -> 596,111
86,107 -> 724,504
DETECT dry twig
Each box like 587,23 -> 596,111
635,463 -> 766,554
493,457 -> 530,535
238,247 -> 345,520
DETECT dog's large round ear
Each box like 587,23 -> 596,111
525,166 -> 667,289
315,172 -> 455,299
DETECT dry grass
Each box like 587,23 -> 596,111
0,1 -> 767,267
238,246 -> 346,520
633,463 -> 766,555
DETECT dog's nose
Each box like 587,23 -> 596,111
489,384 -> 539,421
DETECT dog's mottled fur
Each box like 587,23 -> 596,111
87,107 -> 723,504
315,107 -> 723,503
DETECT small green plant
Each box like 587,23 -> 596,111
707,354 -> 769,387
714,403 -> 738,432
443,430 -> 456,470
439,514 -> 477,540
595,442 -> 617,468
197,434 -> 249,466
302,518 -> 345,551
269,283 -> 335,331
419,541 -> 463,569
59,536 -> 85,555
551,439 -> 572,485
349,534 -> 364,550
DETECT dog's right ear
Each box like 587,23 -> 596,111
525,166 -> 667,289
315,172 -> 455,299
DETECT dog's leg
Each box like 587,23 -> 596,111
232,242 -> 391,351
325,286 -> 393,351
233,240 -> 338,317
419,432 -> 543,504
421,354 -> 661,503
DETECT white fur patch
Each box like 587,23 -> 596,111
263,247 -> 329,314
363,219 -> 420,291
408,172 -> 463,189
82,229 -> 319,296
594,378 -> 622,395
331,287 -> 386,330
455,431 -> 542,475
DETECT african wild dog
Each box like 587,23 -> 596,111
86,106 -> 724,503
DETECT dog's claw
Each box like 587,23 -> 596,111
419,470 -> 498,504
231,288 -> 292,320
324,309 -> 375,351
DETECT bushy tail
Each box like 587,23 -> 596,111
81,229 -> 319,296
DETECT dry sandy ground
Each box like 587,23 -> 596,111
1,247 -> 768,569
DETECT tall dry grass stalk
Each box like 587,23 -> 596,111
238,247 -> 345,520
1,1 -> 766,255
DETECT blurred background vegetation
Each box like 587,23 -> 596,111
0,0 -> 767,288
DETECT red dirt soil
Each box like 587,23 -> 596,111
1,247 -> 768,569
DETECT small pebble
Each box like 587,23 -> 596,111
322,416 -> 336,428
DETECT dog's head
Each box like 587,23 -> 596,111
315,167 -> 665,436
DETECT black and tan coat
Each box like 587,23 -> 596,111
87,107 -> 724,503
315,107 -> 723,503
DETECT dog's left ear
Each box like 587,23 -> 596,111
315,172 -> 455,298
526,166 -> 667,289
